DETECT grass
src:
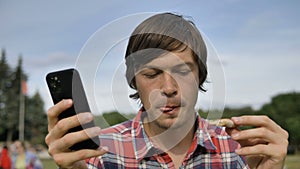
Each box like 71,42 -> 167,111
285,154 -> 300,169
42,159 -> 58,169
42,154 -> 300,169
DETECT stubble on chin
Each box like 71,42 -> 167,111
145,107 -> 194,132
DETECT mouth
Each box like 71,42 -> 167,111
153,98 -> 185,116
159,105 -> 181,115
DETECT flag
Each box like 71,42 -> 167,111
21,80 -> 28,95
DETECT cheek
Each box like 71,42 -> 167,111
177,74 -> 199,101
135,77 -> 153,108
136,78 -> 169,111
180,82 -> 198,97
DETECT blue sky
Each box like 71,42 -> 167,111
1,0 -> 299,114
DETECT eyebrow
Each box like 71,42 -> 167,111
141,62 -> 197,70
173,62 -> 197,70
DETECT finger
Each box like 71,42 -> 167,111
52,147 -> 108,168
231,116 -> 289,141
46,112 -> 94,144
231,115 -> 278,130
243,138 -> 268,146
235,144 -> 274,157
226,127 -> 269,148
52,112 -> 94,139
47,99 -> 73,131
225,127 -> 252,147
48,126 -> 101,154
225,127 -> 239,136
231,127 -> 276,143
236,144 -> 287,169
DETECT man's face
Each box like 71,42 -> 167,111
135,48 -> 199,130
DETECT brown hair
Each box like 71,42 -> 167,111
125,12 -> 207,99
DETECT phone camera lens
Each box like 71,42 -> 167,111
50,76 -> 61,93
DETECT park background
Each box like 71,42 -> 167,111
1,1 -> 299,168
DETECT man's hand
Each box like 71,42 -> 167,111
226,115 -> 289,169
45,99 -> 108,169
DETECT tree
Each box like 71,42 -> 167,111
25,91 -> 47,144
0,49 -> 47,144
0,49 -> 12,138
223,106 -> 256,118
2,56 -> 27,141
258,92 -> 300,147
197,106 -> 255,120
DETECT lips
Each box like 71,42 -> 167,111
160,106 -> 178,111
153,98 -> 184,115
159,105 -> 181,115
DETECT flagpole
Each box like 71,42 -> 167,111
19,75 -> 25,141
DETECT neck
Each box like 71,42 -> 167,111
144,119 -> 196,169
143,118 -> 196,153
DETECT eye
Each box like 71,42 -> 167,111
175,69 -> 192,76
143,72 -> 160,79
141,69 -> 162,79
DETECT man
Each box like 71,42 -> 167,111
45,13 -> 288,169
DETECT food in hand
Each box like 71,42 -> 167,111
208,118 -> 236,128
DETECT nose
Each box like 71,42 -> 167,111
161,72 -> 178,97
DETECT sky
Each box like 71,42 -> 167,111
1,0 -> 299,115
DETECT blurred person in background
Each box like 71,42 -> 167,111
0,145 -> 11,169
11,141 -> 42,169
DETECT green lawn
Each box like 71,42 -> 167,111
285,155 -> 300,169
42,159 -> 58,169
42,155 -> 300,169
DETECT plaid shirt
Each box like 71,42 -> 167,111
87,110 -> 249,169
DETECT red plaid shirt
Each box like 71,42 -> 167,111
87,110 -> 249,168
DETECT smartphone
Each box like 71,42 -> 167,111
46,68 -> 100,150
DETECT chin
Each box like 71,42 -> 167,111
156,117 -> 185,130
147,106 -> 194,130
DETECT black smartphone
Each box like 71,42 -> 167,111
46,68 -> 100,150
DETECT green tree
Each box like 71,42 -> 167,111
258,92 -> 300,147
3,56 -> 27,141
197,106 -> 255,119
0,49 -> 13,138
0,49 -> 47,144
25,91 -> 47,144
223,106 -> 256,118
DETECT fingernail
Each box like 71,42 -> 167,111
235,148 -> 241,154
64,99 -> 72,106
94,127 -> 102,135
232,133 -> 239,139
232,117 -> 240,124
84,113 -> 93,122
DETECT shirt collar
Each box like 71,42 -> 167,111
195,115 -> 218,151
132,108 -> 217,161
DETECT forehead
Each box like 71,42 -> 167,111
140,48 -> 195,69
15,142 -> 22,146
